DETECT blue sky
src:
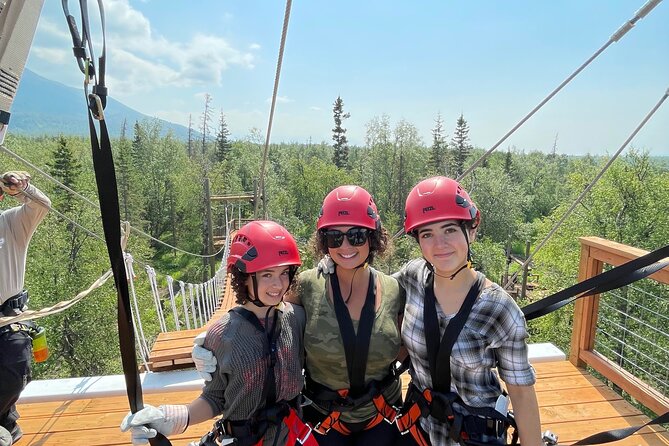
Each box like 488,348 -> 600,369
27,0 -> 668,155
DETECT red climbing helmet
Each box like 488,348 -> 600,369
404,176 -> 480,234
317,185 -> 380,231
227,220 -> 301,274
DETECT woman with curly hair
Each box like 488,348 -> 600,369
289,185 -> 413,446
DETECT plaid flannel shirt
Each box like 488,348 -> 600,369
395,259 -> 536,445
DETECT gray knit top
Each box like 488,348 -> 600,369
200,302 -> 306,444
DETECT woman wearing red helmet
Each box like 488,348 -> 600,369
122,221 -> 317,446
288,185 -> 413,446
395,177 -> 542,446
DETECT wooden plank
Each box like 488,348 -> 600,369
533,373 -> 603,391
581,349 -> 669,416
153,328 -> 203,342
18,391 -> 201,418
535,385 -> 622,407
149,346 -> 193,362
580,236 -> 669,284
540,400 -> 643,424
543,414 -> 667,443
532,361 -> 587,378
15,360 -> 669,446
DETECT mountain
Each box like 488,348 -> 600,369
10,69 -> 192,139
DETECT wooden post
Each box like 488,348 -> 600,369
520,241 -> 530,300
503,236 -> 512,287
204,178 -> 216,279
569,241 -> 603,367
252,178 -> 259,219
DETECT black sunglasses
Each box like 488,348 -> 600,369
322,227 -> 370,248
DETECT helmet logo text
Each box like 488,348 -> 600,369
422,206 -> 435,213
338,210 -> 350,216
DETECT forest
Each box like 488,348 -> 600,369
0,105 -> 667,383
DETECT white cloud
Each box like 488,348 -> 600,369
31,47 -> 69,64
37,0 -> 256,95
309,106 -> 323,111
249,43 -> 261,51
36,18 -> 72,41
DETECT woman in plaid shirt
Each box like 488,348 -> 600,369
396,176 -> 543,446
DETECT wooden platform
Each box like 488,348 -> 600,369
15,361 -> 669,445
148,275 -> 236,372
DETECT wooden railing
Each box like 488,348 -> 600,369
570,236 -> 669,416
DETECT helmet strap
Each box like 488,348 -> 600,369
249,274 -> 267,308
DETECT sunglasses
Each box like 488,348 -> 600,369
322,227 -> 370,248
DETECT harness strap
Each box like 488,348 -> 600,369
309,268 -> 395,435
0,290 -> 29,312
425,272 -> 483,392
522,243 -> 669,321
61,2 -> 170,445
330,267 -> 376,395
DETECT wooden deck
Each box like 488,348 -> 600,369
16,360 -> 669,445
147,274 -> 236,372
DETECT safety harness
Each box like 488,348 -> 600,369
197,307 -> 316,446
303,268 -> 400,435
396,273 -> 517,446
0,290 -> 29,314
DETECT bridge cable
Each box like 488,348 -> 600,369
504,86 -> 668,289
0,143 -> 225,258
457,0 -> 663,181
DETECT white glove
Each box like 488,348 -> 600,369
0,170 -> 30,196
316,254 -> 335,278
192,331 -> 216,382
120,404 -> 189,445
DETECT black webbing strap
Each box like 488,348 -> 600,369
230,307 -> 281,407
424,272 -> 484,392
522,243 -> 669,321
62,2 -> 169,445
330,268 -> 377,395
572,410 -> 669,445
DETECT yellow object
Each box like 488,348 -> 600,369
32,326 -> 49,362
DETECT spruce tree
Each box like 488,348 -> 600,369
451,114 -> 471,178
504,148 -> 513,175
428,113 -> 447,175
48,135 -> 81,213
215,110 -> 232,163
332,96 -> 351,169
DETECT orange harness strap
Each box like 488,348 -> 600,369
395,388 -> 432,446
313,389 -> 398,436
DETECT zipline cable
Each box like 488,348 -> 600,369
254,0 -> 292,218
504,86 -> 669,289
457,0 -> 663,181
0,143 -> 226,258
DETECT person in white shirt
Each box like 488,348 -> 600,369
0,171 -> 50,446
